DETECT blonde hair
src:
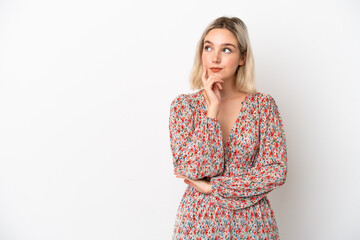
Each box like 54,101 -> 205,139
189,16 -> 257,94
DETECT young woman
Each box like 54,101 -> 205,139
168,16 -> 287,239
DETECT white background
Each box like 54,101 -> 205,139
0,0 -> 359,239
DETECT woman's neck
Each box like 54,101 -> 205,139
219,76 -> 244,101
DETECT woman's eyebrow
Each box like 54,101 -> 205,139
204,40 -> 236,48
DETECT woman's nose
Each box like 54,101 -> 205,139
212,51 -> 221,63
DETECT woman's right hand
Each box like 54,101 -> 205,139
202,65 -> 224,118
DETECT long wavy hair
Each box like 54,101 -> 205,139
189,16 -> 256,94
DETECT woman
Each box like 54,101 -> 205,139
168,16 -> 287,239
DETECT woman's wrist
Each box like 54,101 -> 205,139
206,107 -> 219,119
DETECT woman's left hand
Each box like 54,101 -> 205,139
173,169 -> 212,194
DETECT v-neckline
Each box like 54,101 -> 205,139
200,89 -> 250,147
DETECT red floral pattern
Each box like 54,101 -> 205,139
169,89 -> 287,239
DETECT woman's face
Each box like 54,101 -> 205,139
201,28 -> 245,81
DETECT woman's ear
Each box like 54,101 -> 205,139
239,53 -> 247,66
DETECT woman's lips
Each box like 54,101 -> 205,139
210,68 -> 222,72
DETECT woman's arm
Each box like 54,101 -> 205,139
210,94 -> 288,210
169,94 -> 225,180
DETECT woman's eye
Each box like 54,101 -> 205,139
204,46 -> 231,53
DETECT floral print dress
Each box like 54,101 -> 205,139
168,89 -> 287,240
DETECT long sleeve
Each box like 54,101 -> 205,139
169,94 -> 225,180
210,94 -> 288,210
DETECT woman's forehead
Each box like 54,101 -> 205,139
204,28 -> 238,46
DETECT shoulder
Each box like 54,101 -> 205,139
169,91 -> 200,123
250,91 -> 278,107
250,91 -> 274,102
170,93 -> 187,108
170,93 -> 190,110
170,90 -> 200,110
